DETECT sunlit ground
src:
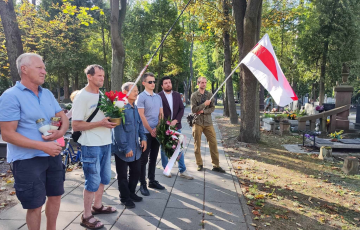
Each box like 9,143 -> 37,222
216,116 -> 360,230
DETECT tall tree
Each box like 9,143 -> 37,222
233,0 -> 263,143
110,0 -> 127,91
0,0 -> 24,85
223,0 -> 238,124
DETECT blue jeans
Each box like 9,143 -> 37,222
160,129 -> 186,173
81,145 -> 112,192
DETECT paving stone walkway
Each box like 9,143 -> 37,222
0,112 -> 253,230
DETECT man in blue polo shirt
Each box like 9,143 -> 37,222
136,72 -> 165,196
0,53 -> 69,230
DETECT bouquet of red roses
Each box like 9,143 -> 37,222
99,90 -> 128,126
156,118 -> 184,158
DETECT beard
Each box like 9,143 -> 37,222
164,87 -> 172,92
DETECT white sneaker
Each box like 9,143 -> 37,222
163,173 -> 172,178
180,170 -> 194,180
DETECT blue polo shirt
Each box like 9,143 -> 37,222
0,81 -> 62,162
136,90 -> 163,133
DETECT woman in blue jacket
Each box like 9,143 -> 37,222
112,82 -> 147,209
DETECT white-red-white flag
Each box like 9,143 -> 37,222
240,34 -> 298,106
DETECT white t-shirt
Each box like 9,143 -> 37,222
164,91 -> 173,119
72,88 -> 112,146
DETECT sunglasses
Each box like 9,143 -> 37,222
146,81 -> 156,84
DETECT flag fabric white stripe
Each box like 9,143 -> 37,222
240,33 -> 297,106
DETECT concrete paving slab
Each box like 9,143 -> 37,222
19,211 -> 82,230
123,198 -> 167,217
167,192 -> 204,210
204,219 -> 248,230
0,203 -> 26,220
204,186 -> 240,204
112,214 -> 159,230
158,208 -> 203,230
0,220 -> 26,229
204,201 -> 245,223
144,187 -> 170,199
101,189 -> 122,205
60,193 -> 86,212
172,180 -> 204,194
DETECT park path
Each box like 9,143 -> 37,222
0,108 -> 253,230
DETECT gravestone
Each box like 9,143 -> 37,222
280,121 -> 290,136
305,103 -> 315,115
318,146 -> 333,161
355,106 -> 360,130
263,118 -> 274,131
342,157 -> 359,175
334,64 -> 353,131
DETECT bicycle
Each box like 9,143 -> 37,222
61,133 -> 82,168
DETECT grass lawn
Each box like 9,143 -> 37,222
216,116 -> 360,230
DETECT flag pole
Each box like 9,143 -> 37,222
127,0 -> 194,96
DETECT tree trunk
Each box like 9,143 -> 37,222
0,0 -> 24,85
234,0 -> 263,143
319,40 -> 329,105
223,85 -> 229,117
32,0 -> 36,5
63,74 -> 70,100
57,76 -> 61,102
259,85 -> 264,110
74,73 -> 79,91
186,33 -> 195,104
101,18 -> 109,91
110,0 -> 127,91
214,81 -> 218,105
223,0 -> 238,124
155,34 -> 165,93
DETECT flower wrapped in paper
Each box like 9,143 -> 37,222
99,90 -> 128,126
157,118 -> 185,176
156,118 -> 184,158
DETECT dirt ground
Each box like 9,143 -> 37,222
216,116 -> 360,230
0,159 -> 18,214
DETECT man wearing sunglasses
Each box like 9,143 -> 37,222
136,72 -> 165,196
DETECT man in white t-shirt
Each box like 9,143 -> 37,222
72,65 -> 117,229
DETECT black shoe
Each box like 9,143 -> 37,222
121,199 -> 135,209
130,193 -> 143,202
148,181 -> 165,190
140,184 -> 150,196
197,165 -> 203,171
212,166 -> 226,173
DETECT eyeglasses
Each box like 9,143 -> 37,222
147,81 -> 156,84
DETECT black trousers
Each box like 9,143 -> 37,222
139,134 -> 160,185
114,154 -> 141,203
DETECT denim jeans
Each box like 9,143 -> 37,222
81,145 -> 112,192
160,129 -> 186,173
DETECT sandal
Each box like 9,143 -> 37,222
80,215 -> 104,229
91,204 -> 117,215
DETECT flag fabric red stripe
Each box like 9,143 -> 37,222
252,44 -> 278,81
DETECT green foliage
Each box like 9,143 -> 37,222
98,93 -> 125,120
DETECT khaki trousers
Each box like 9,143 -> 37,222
192,124 -> 219,167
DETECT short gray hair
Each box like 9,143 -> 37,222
121,82 -> 135,91
16,53 -> 43,77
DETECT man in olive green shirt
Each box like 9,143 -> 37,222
190,77 -> 225,173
